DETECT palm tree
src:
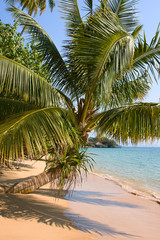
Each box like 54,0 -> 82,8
5,0 -> 55,15
1,0 -> 160,194
5,0 -> 55,35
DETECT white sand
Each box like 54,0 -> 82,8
0,160 -> 160,240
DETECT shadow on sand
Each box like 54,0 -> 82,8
0,188 -> 139,238
35,188 -> 143,209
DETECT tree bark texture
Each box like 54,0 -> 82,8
0,169 -> 53,194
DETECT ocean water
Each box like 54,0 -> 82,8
87,147 -> 160,201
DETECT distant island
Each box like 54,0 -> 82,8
86,137 -> 121,148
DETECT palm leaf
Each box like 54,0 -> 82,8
107,0 -> 139,33
59,0 -> 83,36
8,6 -> 70,91
107,73 -> 151,108
66,6 -> 134,122
0,107 -> 78,161
48,0 -> 55,12
56,89 -> 76,114
133,26 -> 160,81
83,0 -> 93,16
0,98 -> 38,121
83,112 -> 106,131
93,72 -> 151,109
132,25 -> 143,39
98,24 -> 160,109
5,0 -> 55,15
98,102 -> 160,143
0,54 -> 63,107
69,6 -> 134,87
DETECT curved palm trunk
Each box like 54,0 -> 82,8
0,169 -> 53,194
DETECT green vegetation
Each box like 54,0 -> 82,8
0,20 -> 50,80
86,137 -> 119,148
0,0 -> 160,194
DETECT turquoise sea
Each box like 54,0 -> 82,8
87,147 -> 160,201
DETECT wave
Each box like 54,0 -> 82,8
90,170 -> 160,204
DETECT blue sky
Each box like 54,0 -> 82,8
1,0 -> 160,145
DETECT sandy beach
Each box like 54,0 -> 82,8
0,160 -> 160,240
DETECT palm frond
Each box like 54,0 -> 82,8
95,69 -> 151,109
83,0 -> 93,16
0,54 -> 63,107
0,107 -> 78,161
107,0 -> 139,33
38,0 -> 47,15
107,73 -> 151,108
66,6 -> 134,121
0,98 -> 38,121
84,112 -> 106,131
5,0 -> 55,15
132,25 -> 143,39
98,24 -> 160,109
56,89 -> 76,113
59,0 -> 83,36
48,0 -> 55,12
68,6 -> 134,88
98,102 -> 160,143
133,25 -> 160,81
6,0 -> 40,15
8,6 -> 70,90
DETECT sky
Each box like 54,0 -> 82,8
1,0 -> 160,145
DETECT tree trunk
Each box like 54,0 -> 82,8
0,169 -> 54,194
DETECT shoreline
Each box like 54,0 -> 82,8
87,147 -> 160,204
90,171 -> 160,204
66,172 -> 160,240
0,160 -> 160,239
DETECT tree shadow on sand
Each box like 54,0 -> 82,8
35,188 -> 142,209
0,190 -> 138,238
1,162 -> 33,171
